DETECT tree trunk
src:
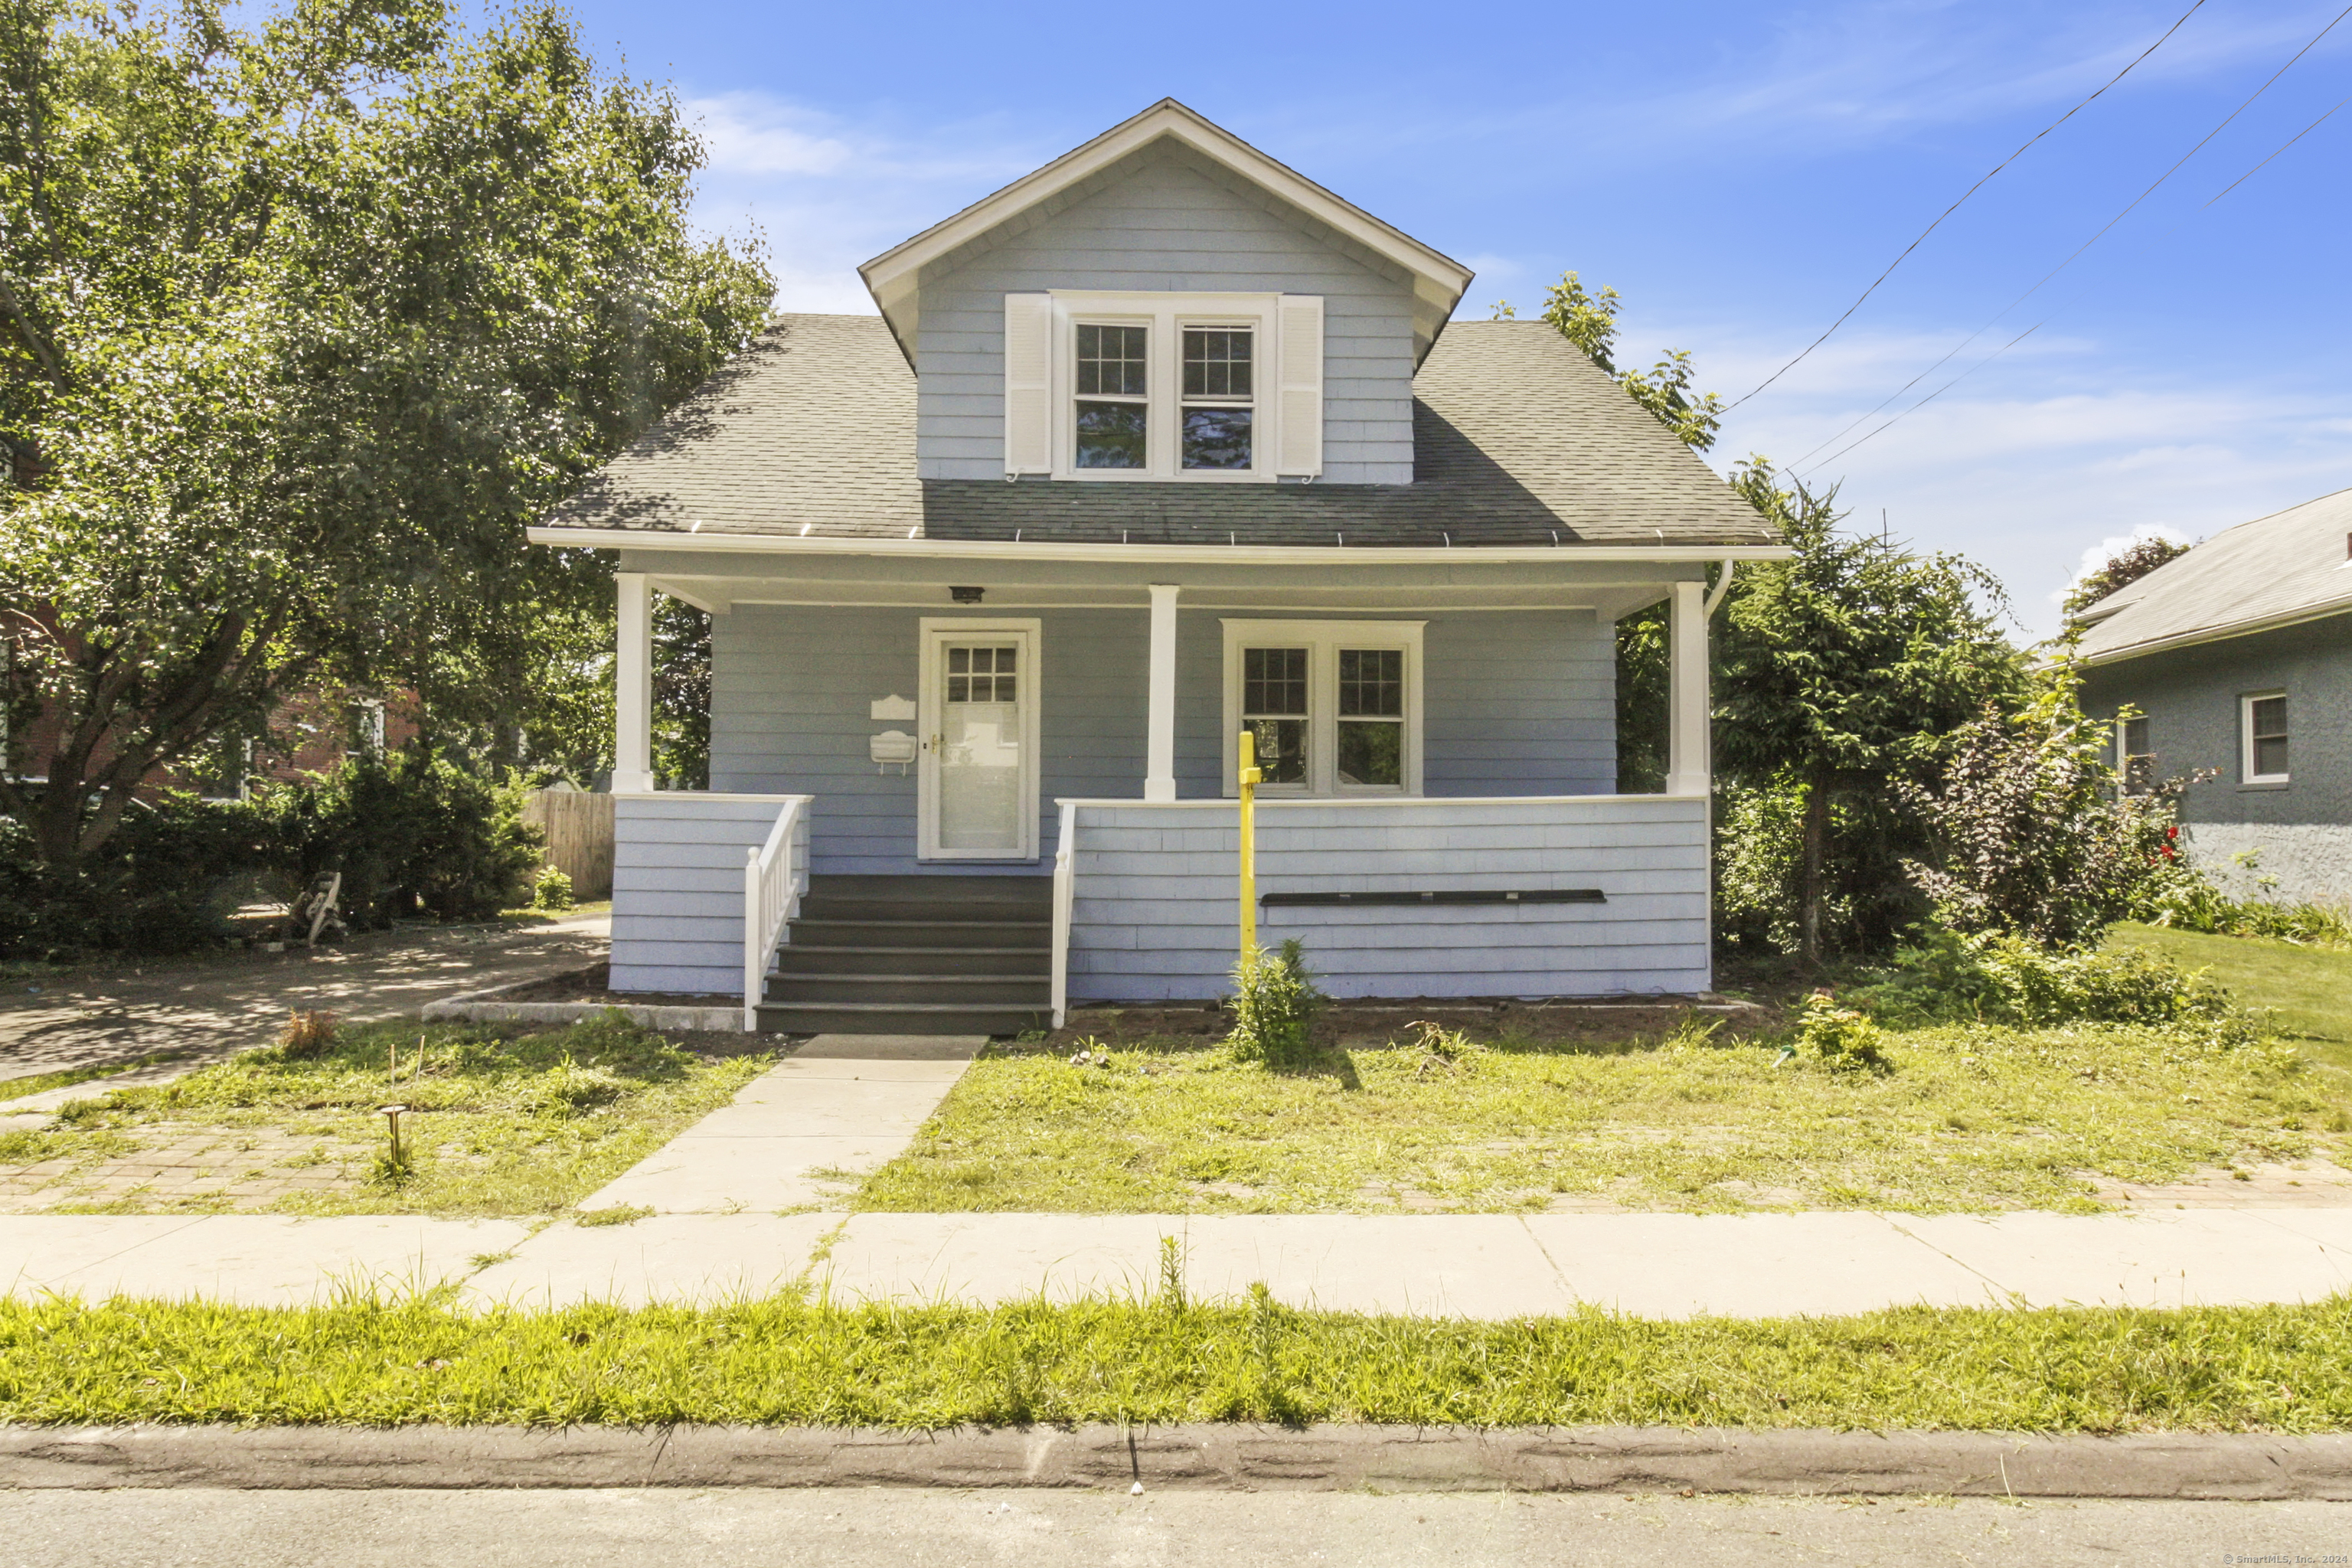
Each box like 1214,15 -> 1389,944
1798,779 -> 1829,966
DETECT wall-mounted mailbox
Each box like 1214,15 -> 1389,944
870,694 -> 916,722
870,729 -> 918,772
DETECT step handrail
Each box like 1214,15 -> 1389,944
743,795 -> 814,1031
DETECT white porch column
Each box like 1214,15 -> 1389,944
1144,583 -> 1180,802
613,571 -> 655,793
1665,579 -> 1710,799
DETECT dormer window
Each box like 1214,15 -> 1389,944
1074,324 -> 1148,469
1003,291 -> 1321,482
1181,328 -> 1253,469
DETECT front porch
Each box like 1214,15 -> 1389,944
596,543 -> 1745,1027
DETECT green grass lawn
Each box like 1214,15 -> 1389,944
0,1014 -> 764,1219
5,1292 -> 2350,1432
856,1019 -> 2342,1216
2106,922 -> 2352,1057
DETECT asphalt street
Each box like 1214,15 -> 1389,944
4,1487 -> 2347,1566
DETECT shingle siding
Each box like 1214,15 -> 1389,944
913,145 -> 1418,484
1063,797 -> 1711,1001
707,605 -> 1617,877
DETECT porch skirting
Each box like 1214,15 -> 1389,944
1052,794 -> 1711,1010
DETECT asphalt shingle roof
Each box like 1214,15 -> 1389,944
2075,486 -> 2352,664
546,314 -> 1776,549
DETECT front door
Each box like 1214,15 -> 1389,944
919,620 -> 1040,861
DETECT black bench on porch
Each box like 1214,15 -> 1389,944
758,875 -> 1053,1035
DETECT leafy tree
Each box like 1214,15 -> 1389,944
1713,461 -> 2025,961
1500,272 -> 1725,450
0,0 -> 769,869
2063,534 -> 2192,619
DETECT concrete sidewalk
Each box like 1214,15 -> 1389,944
8,1207 -> 2350,1318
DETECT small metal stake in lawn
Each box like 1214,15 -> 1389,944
1237,727 -> 1261,973
377,1103 -> 409,1172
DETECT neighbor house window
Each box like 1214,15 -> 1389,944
2117,714 -> 2153,795
2243,692 -> 2288,784
1222,620 -> 1423,796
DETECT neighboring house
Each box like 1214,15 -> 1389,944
5,685 -> 415,802
531,100 -> 1788,1032
2076,486 -> 2352,906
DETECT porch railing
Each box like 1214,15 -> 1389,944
1050,800 -> 1077,1027
742,795 -> 812,1031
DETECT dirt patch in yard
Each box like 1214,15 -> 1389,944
485,963 -> 738,1011
1054,998 -> 1773,1053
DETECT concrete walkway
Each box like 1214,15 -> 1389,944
8,1028 -> 2352,1318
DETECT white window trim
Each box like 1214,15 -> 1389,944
1220,619 -> 1425,798
916,617 -> 1043,861
2241,690 -> 2288,785
1052,291 -> 1285,483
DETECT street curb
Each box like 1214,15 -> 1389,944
5,1424 -> 2350,1498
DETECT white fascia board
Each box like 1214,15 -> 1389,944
2079,599 -> 2352,667
527,525 -> 1792,567
858,100 -> 1472,324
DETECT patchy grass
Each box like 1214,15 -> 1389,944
857,1020 -> 2338,1216
0,1052 -> 197,1104
4,1291 -> 2352,1432
2,1014 -> 763,1220
2107,922 -> 2352,1055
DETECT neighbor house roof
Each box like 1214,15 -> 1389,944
2074,486 -> 2352,665
539,315 -> 1779,551
859,99 -> 1474,369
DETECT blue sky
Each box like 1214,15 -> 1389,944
557,0 -> 2352,637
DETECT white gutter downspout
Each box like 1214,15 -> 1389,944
1704,557 -> 1738,618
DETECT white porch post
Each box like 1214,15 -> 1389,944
1665,579 -> 1710,798
614,571 -> 655,793
1145,583 -> 1179,802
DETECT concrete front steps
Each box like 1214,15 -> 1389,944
756,874 -> 1053,1035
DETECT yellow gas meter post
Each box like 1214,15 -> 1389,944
1237,727 -> 1261,969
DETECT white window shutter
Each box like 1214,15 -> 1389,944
1275,294 -> 1325,476
1002,293 -> 1053,475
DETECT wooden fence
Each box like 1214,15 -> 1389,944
521,789 -> 614,900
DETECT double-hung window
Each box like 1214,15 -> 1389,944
2116,714 -> 2154,795
2243,692 -> 2288,784
1223,620 -> 1423,795
1021,292 -> 1318,480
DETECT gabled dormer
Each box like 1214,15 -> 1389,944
860,100 -> 1472,487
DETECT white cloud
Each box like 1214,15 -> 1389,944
2058,521 -> 2197,607
687,93 -> 855,177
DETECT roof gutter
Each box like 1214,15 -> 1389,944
526,526 -> 1794,567
2079,596 -> 2352,667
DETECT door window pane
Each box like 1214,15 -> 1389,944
2250,695 -> 2288,778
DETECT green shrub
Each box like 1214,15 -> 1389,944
1791,991 -> 1887,1070
530,864 -> 575,912
1225,939 -> 1326,1070
260,749 -> 543,927
2133,853 -> 2352,947
0,793 -> 276,959
1854,928 -> 2236,1031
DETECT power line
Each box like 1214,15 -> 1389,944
1792,8 -> 2352,475
1722,0 -> 2210,413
